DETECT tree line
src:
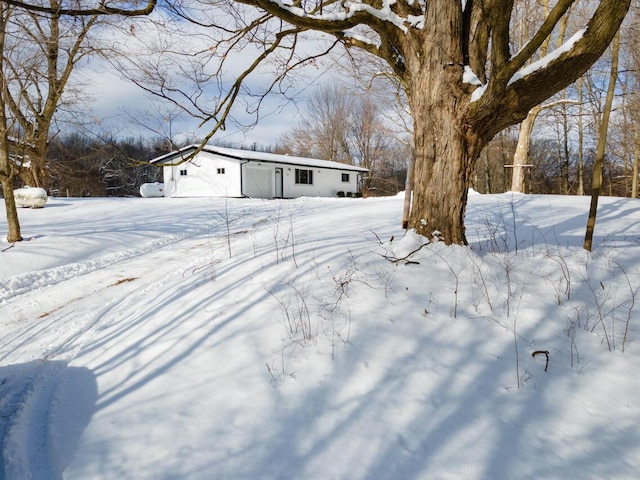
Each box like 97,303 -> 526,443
45,134 -> 164,197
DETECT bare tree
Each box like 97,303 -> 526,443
614,4 -> 640,198
279,84 -> 353,163
349,95 -> 391,187
9,8 -> 102,190
0,1 -> 156,243
627,5 -> 640,198
278,86 -> 401,191
509,0 -> 555,193
0,3 -> 21,242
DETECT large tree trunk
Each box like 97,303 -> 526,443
1,176 -> 22,242
408,70 -> 484,245
409,130 -> 478,245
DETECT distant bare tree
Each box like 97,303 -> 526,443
614,5 -> 640,198
279,84 -> 353,163
509,0 -> 577,193
277,86 -> 406,193
0,1 -> 156,243
46,133 -> 161,197
349,95 -> 391,188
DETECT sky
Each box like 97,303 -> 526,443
2,191 -> 640,479
84,68 -> 308,148
76,3 -> 345,150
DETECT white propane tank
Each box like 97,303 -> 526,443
14,186 -> 48,208
139,182 -> 165,198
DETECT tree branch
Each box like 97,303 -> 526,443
2,0 -> 156,16
508,0 -> 630,112
234,0 -> 409,35
506,0 -> 574,78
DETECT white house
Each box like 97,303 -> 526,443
150,144 -> 369,199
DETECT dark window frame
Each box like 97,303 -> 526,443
295,168 -> 313,185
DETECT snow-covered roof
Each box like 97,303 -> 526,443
150,144 -> 369,173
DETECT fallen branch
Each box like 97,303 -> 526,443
531,350 -> 550,372
2,242 -> 16,252
380,242 -> 430,265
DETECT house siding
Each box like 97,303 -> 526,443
283,166 -> 359,198
153,146 -> 367,199
163,153 -> 242,197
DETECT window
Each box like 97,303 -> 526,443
179,169 -> 188,176
217,168 -> 226,174
295,168 -> 313,185
341,173 -> 350,183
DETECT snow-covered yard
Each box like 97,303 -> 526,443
1,192 -> 640,479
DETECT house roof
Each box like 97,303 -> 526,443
150,144 -> 369,173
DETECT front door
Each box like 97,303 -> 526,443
275,168 -> 283,198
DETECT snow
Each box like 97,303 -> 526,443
509,29 -> 586,86
471,83 -> 487,102
463,65 -> 483,86
2,192 -> 640,479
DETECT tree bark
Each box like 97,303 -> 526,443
1,176 -> 21,242
407,67 -> 483,244
584,30 -> 620,251
510,108 -> 539,192
402,152 -> 413,229
577,77 -> 585,195
0,3 -> 20,242
409,119 -> 479,244
402,3 -> 483,244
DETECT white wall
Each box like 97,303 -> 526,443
163,152 -> 242,197
281,166 -> 360,198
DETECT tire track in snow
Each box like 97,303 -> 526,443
0,223 -> 254,479
0,198 -> 290,479
0,223 -> 209,305
0,360 -> 68,480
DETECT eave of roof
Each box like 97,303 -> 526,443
150,144 -> 369,173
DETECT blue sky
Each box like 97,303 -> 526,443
82,67 -> 310,149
